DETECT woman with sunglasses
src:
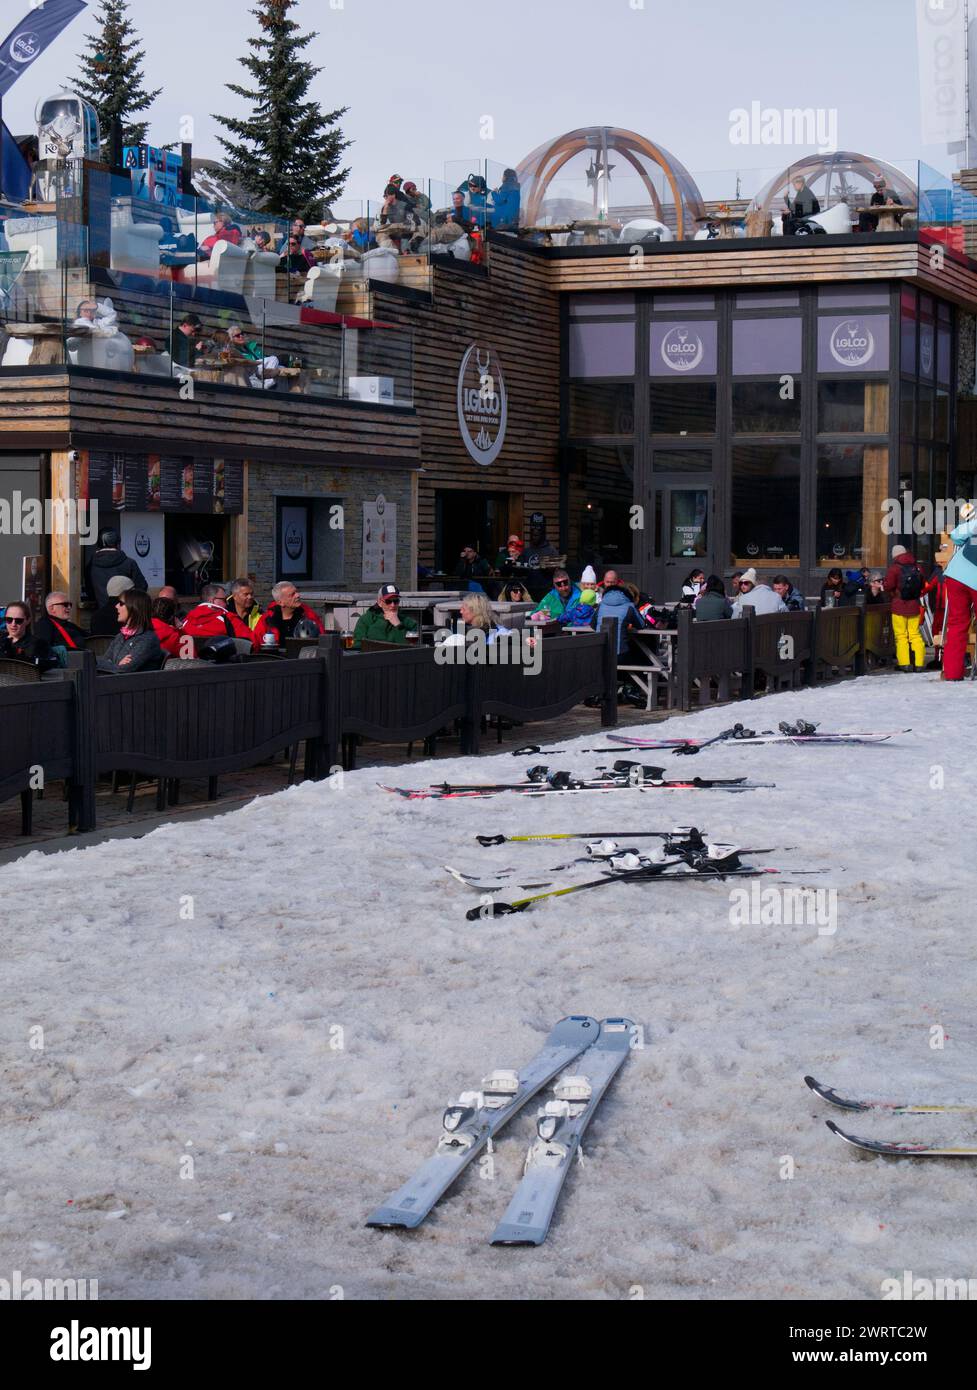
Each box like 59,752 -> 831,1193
0,601 -> 50,666
95,591 -> 162,674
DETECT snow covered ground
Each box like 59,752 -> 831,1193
1,672 -> 975,1302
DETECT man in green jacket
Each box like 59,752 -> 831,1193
353,584 -> 418,647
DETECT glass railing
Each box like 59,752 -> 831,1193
1,263 -> 414,404
0,210 -> 89,367
486,155 -> 968,250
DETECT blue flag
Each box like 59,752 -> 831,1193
0,0 -> 87,99
1,116 -> 31,200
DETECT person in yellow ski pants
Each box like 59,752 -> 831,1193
891,612 -> 926,670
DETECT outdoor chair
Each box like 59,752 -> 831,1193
84,634 -> 115,656
0,658 -> 40,683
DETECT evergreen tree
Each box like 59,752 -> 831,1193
74,0 -> 162,159
213,0 -> 350,219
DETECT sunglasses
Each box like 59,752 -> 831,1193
383,596 -> 400,604
555,580 -> 571,587
6,616 -> 26,625
51,601 -> 71,608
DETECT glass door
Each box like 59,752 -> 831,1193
650,483 -> 713,601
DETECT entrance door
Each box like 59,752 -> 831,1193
650,483 -> 714,601
435,490 -> 510,573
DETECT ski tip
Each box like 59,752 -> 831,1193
803,1074 -> 821,1095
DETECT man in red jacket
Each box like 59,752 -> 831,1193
262,582 -> 324,642
883,544 -> 926,671
183,583 -> 261,651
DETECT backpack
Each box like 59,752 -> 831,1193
899,566 -> 923,602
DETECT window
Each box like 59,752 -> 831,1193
818,380 -> 888,434
818,285 -> 891,307
817,314 -> 890,372
653,293 -> 715,311
568,321 -> 635,377
731,445 -> 800,564
568,382 -> 634,437
276,495 -> 344,582
732,381 -> 802,434
569,294 -> 635,317
650,320 -> 718,376
732,317 -> 802,375
816,443 -> 888,568
735,290 -> 799,309
652,449 -> 712,473
565,445 -> 634,568
650,380 -> 716,435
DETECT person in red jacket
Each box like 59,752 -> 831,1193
183,583 -> 261,651
151,595 -> 186,658
198,211 -> 243,260
883,544 -> 926,671
262,582 -> 324,641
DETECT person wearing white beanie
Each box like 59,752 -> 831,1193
580,565 -> 597,586
731,569 -> 787,617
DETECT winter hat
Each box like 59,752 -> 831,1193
580,589 -> 597,606
739,568 -> 757,585
580,565 -> 597,585
106,575 -> 135,597
891,545 -> 908,559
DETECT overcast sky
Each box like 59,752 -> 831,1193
2,0 -> 961,206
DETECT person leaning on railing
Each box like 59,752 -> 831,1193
95,591 -> 163,674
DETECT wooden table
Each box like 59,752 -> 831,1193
870,202 -> 915,233
4,321 -> 64,364
618,629 -> 677,710
695,211 -> 744,239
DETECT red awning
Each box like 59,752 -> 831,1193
298,306 -> 398,329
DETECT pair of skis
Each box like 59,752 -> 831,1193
380,762 -> 774,801
366,1016 -> 634,1244
807,1075 -> 977,1156
462,841 -> 824,920
607,723 -> 909,753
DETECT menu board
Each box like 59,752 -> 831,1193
84,451 -> 242,515
362,495 -> 397,583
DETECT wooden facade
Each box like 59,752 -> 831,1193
371,242 -> 561,567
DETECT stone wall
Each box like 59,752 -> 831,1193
245,459 -> 414,597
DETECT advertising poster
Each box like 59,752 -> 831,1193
120,513 -> 165,590
280,506 -> 310,578
21,554 -> 45,619
362,495 -> 396,583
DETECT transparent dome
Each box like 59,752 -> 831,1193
515,126 -> 706,239
753,152 -> 917,218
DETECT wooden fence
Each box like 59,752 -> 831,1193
671,603 -> 896,711
0,630 -> 618,832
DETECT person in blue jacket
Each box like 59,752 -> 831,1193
559,588 -> 598,628
491,169 -> 521,230
596,571 -> 647,654
942,504 -> 977,680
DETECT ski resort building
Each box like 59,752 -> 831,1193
2,128 -> 977,605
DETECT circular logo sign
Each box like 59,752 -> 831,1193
660,325 -> 704,373
375,494 -> 385,515
832,543 -> 845,557
920,327 -> 934,376
924,0 -> 960,25
10,31 -> 41,64
134,530 -> 151,558
284,524 -> 304,561
829,319 -> 875,368
457,343 -> 507,466
746,542 -> 760,557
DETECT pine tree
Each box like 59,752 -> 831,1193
213,0 -> 350,219
74,0 -> 162,159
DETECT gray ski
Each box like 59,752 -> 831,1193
489,1017 -> 635,1246
366,1015 -> 600,1230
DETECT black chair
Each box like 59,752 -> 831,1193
0,660 -> 41,833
